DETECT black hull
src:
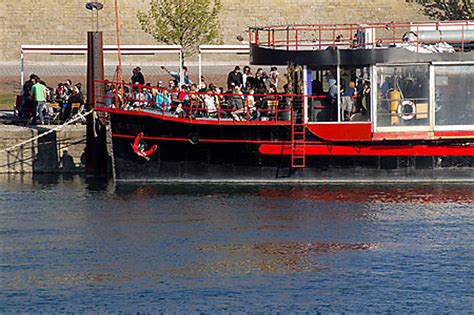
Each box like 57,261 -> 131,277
109,113 -> 473,182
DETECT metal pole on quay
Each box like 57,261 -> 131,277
85,2 -> 108,177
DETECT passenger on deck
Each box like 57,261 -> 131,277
161,66 -> 192,86
104,82 -> 115,108
215,86 -> 225,111
203,89 -> 218,117
328,78 -> 338,121
254,68 -> 266,94
167,80 -> 179,103
362,81 -> 371,115
174,86 -> 188,118
227,66 -> 243,90
269,67 -> 279,90
177,85 -> 190,106
341,81 -> 356,121
231,88 -> 257,121
242,66 -> 253,88
131,66 -> 145,85
134,86 -> 152,108
230,86 -> 245,120
189,84 -> 202,117
155,87 -> 170,111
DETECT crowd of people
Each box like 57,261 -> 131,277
104,65 -> 285,121
103,65 -> 370,122
19,64 -> 371,124
19,74 -> 85,125
320,78 -> 371,121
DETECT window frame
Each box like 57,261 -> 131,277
432,62 -> 474,132
374,63 -> 432,133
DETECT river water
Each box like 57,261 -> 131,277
0,175 -> 473,313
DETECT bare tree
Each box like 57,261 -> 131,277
419,0 -> 471,20
137,0 -> 222,66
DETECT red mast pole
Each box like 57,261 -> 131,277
114,0 -> 124,103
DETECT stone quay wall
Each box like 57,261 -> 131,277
0,0 -> 429,63
0,125 -> 87,174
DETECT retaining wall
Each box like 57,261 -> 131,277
0,0 -> 428,62
0,125 -> 87,174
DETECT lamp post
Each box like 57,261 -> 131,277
85,2 -> 104,32
85,2 -> 107,177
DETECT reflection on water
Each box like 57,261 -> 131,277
0,175 -> 473,313
114,181 -> 473,204
190,242 -> 377,275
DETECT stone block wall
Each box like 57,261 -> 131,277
0,0 -> 429,62
0,125 -> 86,173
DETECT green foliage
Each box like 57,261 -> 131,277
137,0 -> 222,63
0,93 -> 16,110
421,0 -> 471,20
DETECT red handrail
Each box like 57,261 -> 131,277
93,80 -> 337,125
249,20 -> 473,51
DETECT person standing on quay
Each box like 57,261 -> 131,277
19,74 -> 37,119
31,79 -> 47,125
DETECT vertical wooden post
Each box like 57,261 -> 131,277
85,31 -> 108,176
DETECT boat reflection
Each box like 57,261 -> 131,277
115,183 -> 474,205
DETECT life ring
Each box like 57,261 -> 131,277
397,100 -> 416,120
131,132 -> 158,159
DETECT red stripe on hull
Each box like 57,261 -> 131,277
112,133 -> 473,156
112,133 -> 287,144
259,144 -> 474,157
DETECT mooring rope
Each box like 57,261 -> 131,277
0,109 -> 94,154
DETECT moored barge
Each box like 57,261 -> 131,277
95,21 -> 474,182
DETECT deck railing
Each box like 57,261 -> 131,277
249,20 -> 474,53
94,80 -> 333,124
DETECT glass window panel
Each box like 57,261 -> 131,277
377,65 -> 430,128
309,66 -> 370,122
435,65 -> 474,126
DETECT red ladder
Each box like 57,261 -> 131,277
291,109 -> 306,168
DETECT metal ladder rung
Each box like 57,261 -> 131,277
291,108 -> 306,168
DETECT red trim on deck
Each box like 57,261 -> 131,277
258,144 -> 474,157
307,123 -> 372,141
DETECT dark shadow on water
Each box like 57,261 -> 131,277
114,182 -> 474,204
84,176 -> 110,192
0,173 -> 472,204
28,173 -> 111,193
